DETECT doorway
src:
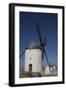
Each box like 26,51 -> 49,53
29,64 -> 32,72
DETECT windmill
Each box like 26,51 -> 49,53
20,22 -> 50,76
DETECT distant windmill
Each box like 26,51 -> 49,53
20,22 -> 50,75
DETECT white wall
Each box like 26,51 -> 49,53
0,0 -> 66,90
25,49 -> 42,72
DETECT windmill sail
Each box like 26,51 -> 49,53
20,50 -> 25,58
43,48 -> 50,65
36,21 -> 50,66
36,22 -> 43,45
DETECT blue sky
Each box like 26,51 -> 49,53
19,12 -> 58,69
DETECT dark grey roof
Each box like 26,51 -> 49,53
25,40 -> 42,50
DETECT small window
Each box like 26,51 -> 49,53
30,57 -> 31,60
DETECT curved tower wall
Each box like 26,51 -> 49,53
24,48 -> 42,73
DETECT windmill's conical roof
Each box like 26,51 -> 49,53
26,40 -> 42,50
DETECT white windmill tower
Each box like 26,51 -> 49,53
20,22 -> 50,76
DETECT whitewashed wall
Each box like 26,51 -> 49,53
25,48 -> 42,73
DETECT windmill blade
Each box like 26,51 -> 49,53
42,47 -> 44,60
44,37 -> 47,45
42,38 -> 46,58
36,22 -> 43,45
20,50 -> 25,58
43,48 -> 50,65
42,37 -> 47,60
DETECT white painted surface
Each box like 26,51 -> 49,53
25,48 -> 42,73
45,66 -> 50,74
